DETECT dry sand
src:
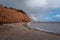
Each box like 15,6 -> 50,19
0,23 -> 60,40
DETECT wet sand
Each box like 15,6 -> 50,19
0,23 -> 60,40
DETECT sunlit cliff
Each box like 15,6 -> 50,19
0,5 -> 31,24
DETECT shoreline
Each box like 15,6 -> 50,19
0,23 -> 60,40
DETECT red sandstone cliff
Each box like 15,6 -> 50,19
0,5 -> 31,24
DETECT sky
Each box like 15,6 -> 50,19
0,0 -> 60,22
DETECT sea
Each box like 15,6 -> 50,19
27,22 -> 60,34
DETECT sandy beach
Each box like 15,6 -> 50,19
0,23 -> 60,40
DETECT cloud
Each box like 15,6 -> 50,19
26,0 -> 48,8
25,0 -> 60,9
55,14 -> 60,18
0,0 -> 60,9
45,17 -> 49,19
47,0 -> 60,8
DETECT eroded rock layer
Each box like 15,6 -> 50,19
0,5 -> 31,24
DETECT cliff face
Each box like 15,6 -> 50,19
0,5 -> 31,24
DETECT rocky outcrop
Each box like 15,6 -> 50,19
0,5 -> 31,24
